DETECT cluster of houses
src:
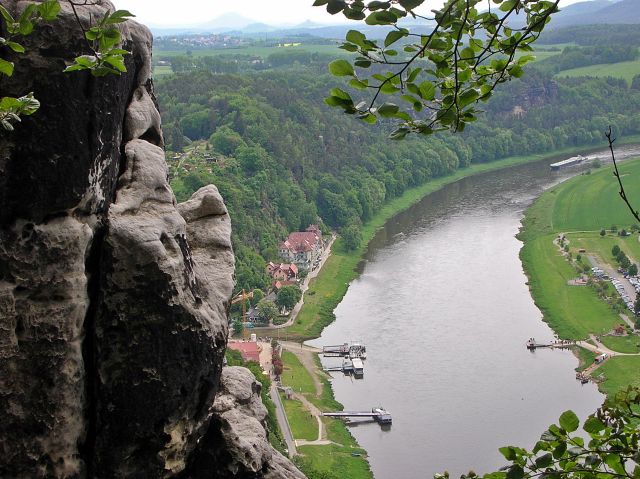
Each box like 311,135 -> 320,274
265,225 -> 324,290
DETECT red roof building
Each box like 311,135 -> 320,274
266,262 -> 298,281
279,225 -> 324,270
227,341 -> 261,363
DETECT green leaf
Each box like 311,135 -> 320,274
559,410 -> 579,433
38,0 -> 61,21
368,1 -> 391,10
329,59 -> 355,77
458,89 -> 479,108
18,18 -> 34,35
0,58 -> 14,77
104,9 -> 135,24
534,453 -> 553,468
326,0 -> 347,14
6,41 -> 25,53
377,103 -> 399,117
506,465 -> 524,479
418,81 -> 436,100
384,30 -> 406,47
365,10 -> 397,25
583,416 -> 605,434
398,0 -> 424,9
104,55 -> 127,72
499,447 -> 516,461
346,30 -> 367,47
0,5 -> 14,24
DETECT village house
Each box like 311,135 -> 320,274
279,225 -> 324,271
227,341 -> 260,363
266,262 -> 298,281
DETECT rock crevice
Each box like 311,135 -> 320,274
0,2 -> 303,478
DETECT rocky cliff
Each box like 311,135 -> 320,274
0,1 -> 303,477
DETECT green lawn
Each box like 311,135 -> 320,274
154,44 -> 345,59
297,443 -> 370,479
600,335 -> 640,354
521,156 -> 640,393
280,394 -> 318,441
548,164 -> 640,232
564,232 -> 640,267
281,351 -> 316,395
520,234 -> 620,339
597,356 -> 640,396
557,59 -> 640,84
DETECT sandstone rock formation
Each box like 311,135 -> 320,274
0,2 -> 302,478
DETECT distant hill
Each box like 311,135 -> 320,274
549,0 -> 639,27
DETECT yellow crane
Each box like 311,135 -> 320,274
230,289 -> 254,337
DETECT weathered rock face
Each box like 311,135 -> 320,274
0,2 -> 302,478
181,367 -> 306,479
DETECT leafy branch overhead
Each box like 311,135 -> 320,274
315,0 -> 560,138
0,1 -> 134,130
444,387 -> 640,479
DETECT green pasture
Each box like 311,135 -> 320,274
597,356 -> 640,396
600,335 -> 640,354
280,394 -> 318,441
154,43 -> 344,59
520,234 -> 620,339
281,351 -> 316,395
557,59 -> 640,84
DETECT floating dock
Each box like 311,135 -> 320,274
324,358 -> 364,377
550,155 -> 584,170
526,338 -> 576,350
323,407 -> 392,425
323,342 -> 367,359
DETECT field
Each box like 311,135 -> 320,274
279,349 -> 372,478
557,59 -> 640,84
520,157 -> 640,394
154,43 -> 345,59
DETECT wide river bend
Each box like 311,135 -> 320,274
308,146 -> 640,479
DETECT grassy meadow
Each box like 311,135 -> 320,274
557,59 -> 640,85
520,157 -> 640,394
280,350 -> 371,478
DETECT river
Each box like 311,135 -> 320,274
308,145 -> 640,479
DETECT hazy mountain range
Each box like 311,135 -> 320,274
149,0 -> 639,38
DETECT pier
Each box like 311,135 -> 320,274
323,407 -> 392,425
526,338 -> 576,350
322,342 -> 367,359
324,358 -> 364,377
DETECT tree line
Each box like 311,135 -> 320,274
156,50 -> 640,293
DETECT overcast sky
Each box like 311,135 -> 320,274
113,0 -> 589,27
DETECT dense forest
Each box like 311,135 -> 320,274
155,41 -> 640,293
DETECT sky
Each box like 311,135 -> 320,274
113,0 -> 590,27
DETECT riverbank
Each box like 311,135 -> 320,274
519,154 -> 640,396
285,136 -> 640,341
274,138 -> 640,478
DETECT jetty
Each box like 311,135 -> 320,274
322,342 -> 367,359
324,358 -> 364,377
526,338 -> 576,350
323,407 -> 392,425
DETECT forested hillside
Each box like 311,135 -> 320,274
156,55 -> 640,293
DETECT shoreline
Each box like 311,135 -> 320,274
272,136 -> 640,478
518,153 -> 640,396
286,135 -> 640,341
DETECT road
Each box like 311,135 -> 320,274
270,383 -> 297,457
